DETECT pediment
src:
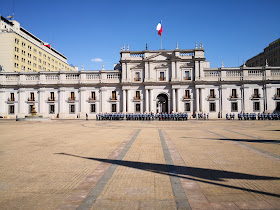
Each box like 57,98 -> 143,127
154,63 -> 169,69
145,52 -> 179,61
180,63 -> 193,68
131,63 -> 144,69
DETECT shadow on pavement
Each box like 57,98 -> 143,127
181,137 -> 280,144
55,153 -> 280,198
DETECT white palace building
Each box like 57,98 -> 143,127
1,44 -> 280,119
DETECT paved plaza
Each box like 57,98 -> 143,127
0,119 -> 280,210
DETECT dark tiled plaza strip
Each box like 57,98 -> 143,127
0,120 -> 280,209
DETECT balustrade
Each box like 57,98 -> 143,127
66,74 -> 80,80
26,75 -> 39,81
248,70 -> 262,77
86,74 -> 100,79
130,53 -> 144,58
46,74 -> 59,80
204,71 -> 220,77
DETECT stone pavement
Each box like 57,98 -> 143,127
0,120 -> 279,209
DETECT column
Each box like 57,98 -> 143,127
58,87 -> 66,118
145,89 -> 149,112
150,89 -> 153,113
201,88 -> 205,112
122,89 -> 126,113
18,88 -> 26,118
121,63 -> 126,82
195,61 -> 199,80
196,88 -> 199,112
127,89 -> 131,113
0,89 -> 5,116
172,88 -> 176,112
79,87 -> 86,118
175,61 -> 179,79
176,89 -> 180,112
171,62 -> 175,81
38,88 -> 46,116
100,88 -> 106,112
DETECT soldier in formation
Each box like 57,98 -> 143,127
96,112 -> 190,121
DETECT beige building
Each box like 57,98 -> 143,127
0,15 -> 75,72
246,38 -> 280,67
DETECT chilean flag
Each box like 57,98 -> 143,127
44,42 -> 51,49
156,21 -> 162,36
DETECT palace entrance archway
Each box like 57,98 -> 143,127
156,94 -> 168,113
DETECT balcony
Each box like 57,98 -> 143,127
109,97 -> 117,101
184,77 -> 191,80
68,97 -> 76,103
228,94 -> 240,101
133,96 -> 141,101
207,95 -> 217,101
273,94 -> 280,100
159,77 -> 166,81
48,97 -> 55,101
28,98 -> 35,102
134,78 -> 141,82
7,98 -> 15,102
251,94 -> 260,99
7,98 -> 16,104
182,96 -> 192,101
47,97 -> 55,103
89,97 -> 96,102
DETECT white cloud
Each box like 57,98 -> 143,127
91,58 -> 103,62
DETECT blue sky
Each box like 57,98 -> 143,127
1,0 -> 280,70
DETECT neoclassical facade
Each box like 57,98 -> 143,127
1,45 -> 280,119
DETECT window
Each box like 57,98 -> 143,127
231,102 -> 238,112
136,104 -> 141,112
22,42 -> 25,47
135,72 -> 140,81
49,105 -> 55,114
276,102 -> 280,111
210,89 -> 215,98
9,105 -> 15,114
70,92 -> 75,100
10,93 -> 14,101
185,103 -> 191,112
112,91 -> 116,100
112,104 -> 116,112
135,91 -> 140,99
30,92 -> 34,101
29,105 -> 33,114
185,71 -> 190,80
70,105 -> 75,113
39,51 -> 42,56
91,104 -> 96,113
232,89 -> 237,98
159,72 -> 165,81
253,102 -> 260,111
253,89 -> 259,98
91,91 -> 95,100
185,90 -> 190,99
277,88 -> 280,97
50,92 -> 54,101
209,102 -> 216,112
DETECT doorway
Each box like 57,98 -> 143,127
156,94 -> 168,113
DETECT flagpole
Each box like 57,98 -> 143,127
161,20 -> 162,50
161,35 -> 162,50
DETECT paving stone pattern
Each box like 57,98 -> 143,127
0,120 -> 279,209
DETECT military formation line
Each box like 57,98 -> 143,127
93,112 -> 280,121
96,113 -> 189,121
